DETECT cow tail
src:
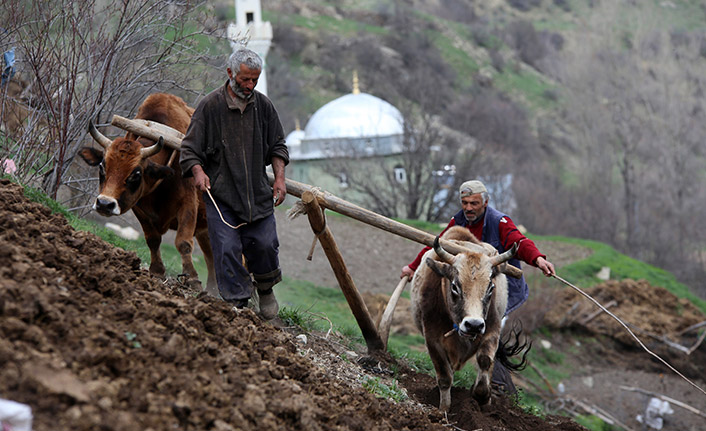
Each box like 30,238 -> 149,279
496,320 -> 531,372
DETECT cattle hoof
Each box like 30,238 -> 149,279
149,263 -> 166,278
186,278 -> 202,289
472,384 -> 491,406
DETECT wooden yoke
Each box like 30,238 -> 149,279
301,190 -> 385,353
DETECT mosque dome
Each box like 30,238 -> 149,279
285,129 -> 305,147
303,92 -> 403,140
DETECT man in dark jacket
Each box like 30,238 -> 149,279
400,180 -> 555,393
180,48 -> 288,320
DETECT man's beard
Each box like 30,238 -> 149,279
230,79 -> 253,100
465,210 -> 483,224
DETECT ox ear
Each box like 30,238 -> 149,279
425,257 -> 451,278
145,161 -> 174,180
79,147 -> 103,166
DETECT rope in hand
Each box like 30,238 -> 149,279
205,188 -> 246,230
552,274 -> 706,397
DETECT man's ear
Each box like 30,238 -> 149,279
145,162 -> 174,180
425,258 -> 450,278
79,147 -> 103,166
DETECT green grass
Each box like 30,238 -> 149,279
494,68 -> 558,111
361,376 -> 408,402
275,277 -> 366,339
269,12 -> 388,37
392,217 -> 443,234
574,414 -> 619,431
425,30 -> 479,90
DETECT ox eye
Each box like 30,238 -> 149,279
450,280 -> 462,298
126,168 -> 142,190
98,162 -> 106,183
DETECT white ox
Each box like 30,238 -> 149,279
411,226 -> 522,411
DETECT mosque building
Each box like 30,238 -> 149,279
285,72 -> 410,199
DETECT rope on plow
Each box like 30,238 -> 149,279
552,274 -> 706,397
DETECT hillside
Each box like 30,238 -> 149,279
0,180 -> 590,430
3,179 -> 705,430
256,0 -> 706,296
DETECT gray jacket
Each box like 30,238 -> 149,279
180,82 -> 289,223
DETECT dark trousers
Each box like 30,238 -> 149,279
491,361 -> 517,396
204,196 -> 281,303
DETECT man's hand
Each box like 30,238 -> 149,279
272,157 -> 286,207
191,165 -> 210,192
400,265 -> 414,280
535,256 -> 556,277
272,177 -> 286,206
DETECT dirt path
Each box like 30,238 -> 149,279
275,207 -> 424,294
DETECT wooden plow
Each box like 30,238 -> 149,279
108,114 -> 522,353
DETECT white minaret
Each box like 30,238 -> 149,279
227,0 -> 273,96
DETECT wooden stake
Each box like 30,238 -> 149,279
301,191 -> 385,352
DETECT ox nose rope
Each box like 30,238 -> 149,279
205,188 -> 246,230
444,324 -> 460,338
551,274 -> 706,397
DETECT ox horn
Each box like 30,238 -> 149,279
489,242 -> 518,267
433,235 -> 455,263
88,122 -> 113,149
141,136 -> 164,159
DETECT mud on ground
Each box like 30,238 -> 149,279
0,179 -> 588,431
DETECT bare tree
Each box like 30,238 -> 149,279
554,2 -> 706,287
0,0 -> 229,206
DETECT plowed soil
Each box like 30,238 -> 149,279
0,179 -> 588,431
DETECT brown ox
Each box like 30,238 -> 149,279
411,226 -> 521,411
79,93 -> 216,294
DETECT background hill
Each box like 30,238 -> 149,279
254,0 -> 706,296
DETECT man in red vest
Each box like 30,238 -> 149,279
401,180 -> 555,394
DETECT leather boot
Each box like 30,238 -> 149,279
258,288 -> 279,320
